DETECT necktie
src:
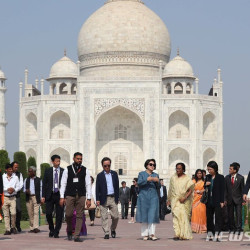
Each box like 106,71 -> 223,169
54,169 -> 58,192
231,176 -> 234,185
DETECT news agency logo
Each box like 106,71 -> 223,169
206,232 -> 250,242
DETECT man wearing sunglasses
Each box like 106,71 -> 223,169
96,157 -> 119,239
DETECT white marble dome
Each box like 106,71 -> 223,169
48,56 -> 77,80
163,55 -> 195,78
77,0 -> 171,76
0,69 -> 6,79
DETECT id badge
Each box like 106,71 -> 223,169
55,183 -> 58,188
73,178 -> 79,183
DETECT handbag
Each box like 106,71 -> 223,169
95,206 -> 101,218
200,187 -> 208,204
165,205 -> 171,215
84,198 -> 96,210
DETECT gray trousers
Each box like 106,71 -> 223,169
100,197 -> 119,235
65,195 -> 85,238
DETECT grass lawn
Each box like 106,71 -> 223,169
0,214 -> 47,234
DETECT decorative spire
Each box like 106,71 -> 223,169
64,48 -> 67,56
177,47 -> 180,56
105,0 -> 144,4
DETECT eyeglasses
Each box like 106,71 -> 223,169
148,163 -> 156,167
103,165 -> 110,168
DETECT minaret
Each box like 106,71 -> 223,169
0,67 -> 7,150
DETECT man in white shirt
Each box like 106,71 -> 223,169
2,164 -> 20,235
12,161 -> 24,232
59,152 -> 91,242
23,166 -> 42,233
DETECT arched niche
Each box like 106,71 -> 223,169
174,82 -> 183,94
26,148 -> 37,161
203,111 -> 217,140
26,112 -> 38,140
169,147 -> 190,176
59,83 -> 67,95
50,111 -> 70,139
169,110 -> 189,139
96,106 -> 143,175
203,148 -> 216,169
50,147 -> 70,168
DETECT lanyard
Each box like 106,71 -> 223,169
72,164 -> 81,176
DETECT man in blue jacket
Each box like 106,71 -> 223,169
96,157 -> 119,239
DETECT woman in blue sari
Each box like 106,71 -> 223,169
136,159 -> 160,241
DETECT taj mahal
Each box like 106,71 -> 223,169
0,0 -> 223,182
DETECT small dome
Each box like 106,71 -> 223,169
163,55 -> 194,78
0,68 -> 6,79
48,56 -> 77,80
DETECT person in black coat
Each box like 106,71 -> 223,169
159,179 -> 167,220
96,157 -> 119,239
41,155 -> 64,238
129,178 -> 139,223
205,161 -> 225,241
224,162 -> 244,233
243,171 -> 250,202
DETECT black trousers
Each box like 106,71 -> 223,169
15,196 -> 22,230
206,205 -> 222,235
131,203 -> 136,218
227,201 -> 242,231
159,198 -> 166,220
88,209 -> 95,221
46,192 -> 64,235
121,202 -> 129,218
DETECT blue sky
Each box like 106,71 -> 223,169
0,0 -> 249,174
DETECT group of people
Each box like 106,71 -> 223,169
0,153 -> 249,243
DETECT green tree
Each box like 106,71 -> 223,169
0,149 -> 10,174
13,151 -> 27,178
40,163 -> 50,179
27,156 -> 37,168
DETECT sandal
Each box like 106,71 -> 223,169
150,236 -> 158,241
143,236 -> 148,241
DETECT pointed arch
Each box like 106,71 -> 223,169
26,112 -> 38,140
50,110 -> 70,139
50,147 -> 70,168
169,110 -> 189,139
169,147 -> 190,175
174,82 -> 183,94
203,148 -> 216,169
59,83 -> 67,95
26,148 -> 37,161
203,111 -> 217,140
96,106 -> 143,175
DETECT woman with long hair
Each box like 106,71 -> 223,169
191,169 -> 207,233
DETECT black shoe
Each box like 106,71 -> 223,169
122,217 -> 124,219
74,237 -> 83,242
54,234 -> 59,238
12,228 -> 17,234
104,234 -> 109,239
17,228 -> 22,233
34,228 -> 40,233
29,230 -> 35,233
111,231 -> 116,238
49,231 -> 54,238
4,231 -> 11,235
67,232 -> 72,241
125,216 -> 127,219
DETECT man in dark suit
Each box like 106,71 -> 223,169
243,171 -> 250,202
96,157 -> 119,239
0,170 -> 3,209
41,155 -> 64,238
159,179 -> 167,220
224,162 -> 245,233
119,181 -> 130,219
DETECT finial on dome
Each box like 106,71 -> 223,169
105,0 -> 144,4
64,48 -> 67,56
177,48 -> 180,56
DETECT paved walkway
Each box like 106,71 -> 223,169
0,216 -> 249,249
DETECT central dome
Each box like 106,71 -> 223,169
78,0 -> 171,77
